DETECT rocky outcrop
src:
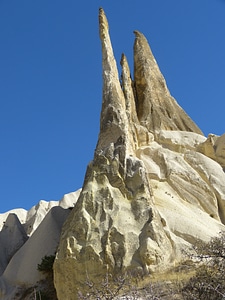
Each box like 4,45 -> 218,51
0,190 -> 81,236
0,207 -> 69,299
198,132 -> 225,169
54,8 -> 225,300
0,190 -> 81,299
0,214 -> 28,276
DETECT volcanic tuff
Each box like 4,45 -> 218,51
0,190 -> 81,299
1,7 -> 225,300
53,8 -> 225,300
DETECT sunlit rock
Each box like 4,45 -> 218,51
54,8 -> 225,300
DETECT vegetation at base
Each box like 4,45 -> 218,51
15,232 -> 225,299
182,231 -> 225,299
77,267 -> 188,299
77,232 -> 225,299
34,254 -> 58,299
37,254 -> 55,274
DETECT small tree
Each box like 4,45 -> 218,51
36,254 -> 57,300
37,254 -> 55,274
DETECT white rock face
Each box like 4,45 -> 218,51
0,189 -> 81,236
0,190 -> 81,299
0,214 -> 28,276
145,131 -> 225,244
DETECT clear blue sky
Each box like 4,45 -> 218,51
0,0 -> 225,213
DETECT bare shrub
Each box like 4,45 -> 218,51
77,271 -> 128,299
77,270 -> 181,299
182,231 -> 225,299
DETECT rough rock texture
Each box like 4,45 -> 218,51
0,7 -> 223,300
54,8 -> 225,300
0,190 -> 81,299
133,30 -> 203,135
198,132 -> 225,169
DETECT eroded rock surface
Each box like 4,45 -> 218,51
54,8 -> 225,300
133,31 -> 203,135
0,190 -> 81,299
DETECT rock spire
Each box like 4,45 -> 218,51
133,30 -> 203,134
54,9 -> 173,299
54,8 -> 225,300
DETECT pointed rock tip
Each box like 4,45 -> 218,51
133,30 -> 151,49
133,30 -> 148,41
99,7 -> 109,39
133,30 -> 143,37
133,30 -> 153,55
120,53 -> 126,65
120,53 -> 132,77
5,213 -> 20,226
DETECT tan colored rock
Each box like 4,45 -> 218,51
198,133 -> 218,161
54,8 -> 173,300
199,132 -> 225,169
54,8 -> 225,300
133,31 -> 203,135
215,133 -> 225,168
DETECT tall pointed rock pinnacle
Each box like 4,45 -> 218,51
54,9 -> 172,299
120,53 -> 139,126
54,9 -> 225,300
96,8 -> 134,155
133,30 -> 203,134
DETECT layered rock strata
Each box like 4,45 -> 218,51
54,8 -> 225,300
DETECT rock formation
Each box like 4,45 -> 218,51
54,8 -> 225,300
1,7 -> 225,300
133,30 -> 203,134
0,214 -> 28,276
0,190 -> 81,299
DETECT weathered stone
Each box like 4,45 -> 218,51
53,8 -> 173,300
133,30 -> 203,134
215,133 -> 225,169
54,8 -> 225,300
0,190 -> 81,299
198,132 -> 225,169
